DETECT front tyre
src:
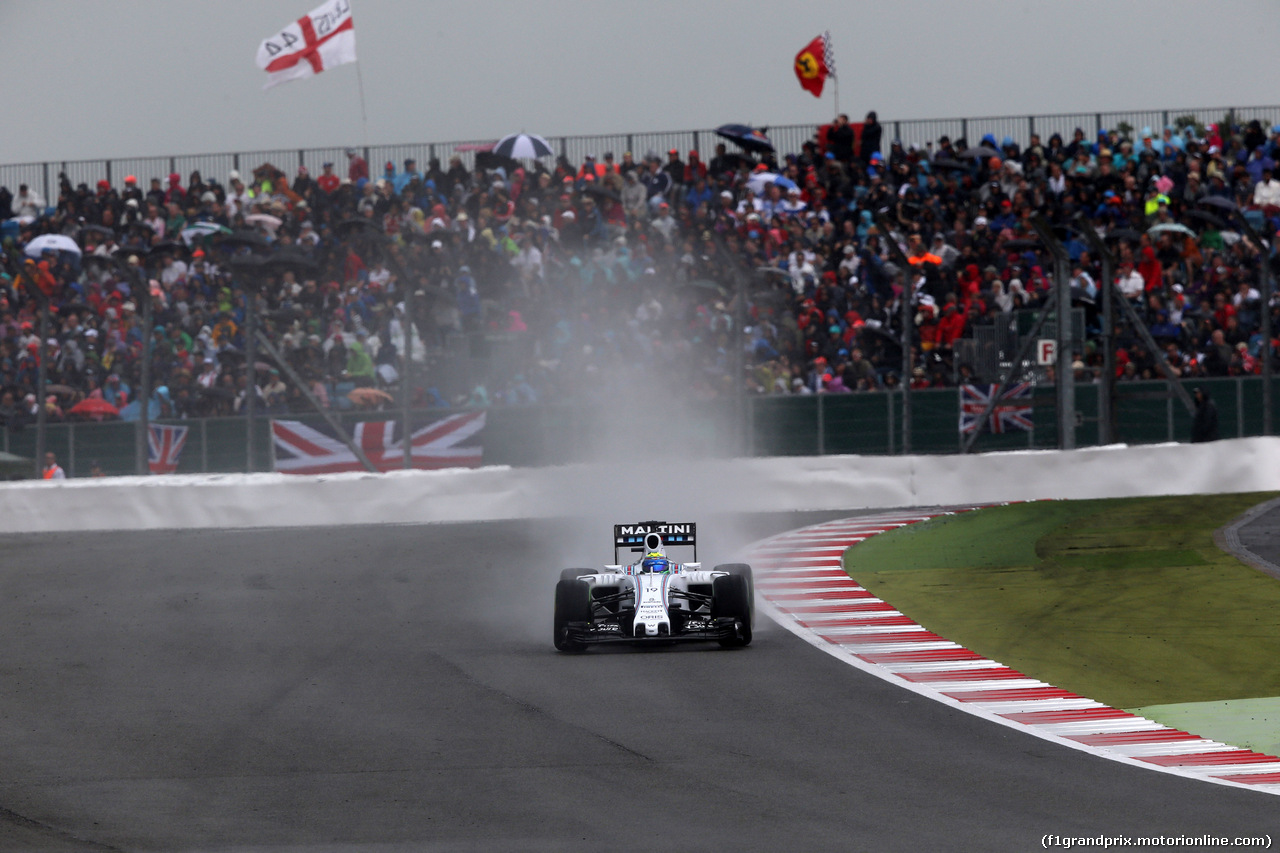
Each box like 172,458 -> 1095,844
714,563 -> 754,612
711,574 -> 753,648
554,579 -> 593,652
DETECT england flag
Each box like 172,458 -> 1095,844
256,0 -> 357,89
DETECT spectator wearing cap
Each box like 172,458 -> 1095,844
576,155 -> 605,181
121,175 -> 143,207
394,158 -> 421,194
317,162 -> 340,194
663,149 -> 686,187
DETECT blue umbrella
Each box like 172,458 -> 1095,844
118,398 -> 162,422
715,124 -> 775,153
746,172 -> 798,195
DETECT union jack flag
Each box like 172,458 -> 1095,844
148,424 -> 189,474
271,412 -> 486,475
959,382 -> 1034,435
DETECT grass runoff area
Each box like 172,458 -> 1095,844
845,495 -> 1280,713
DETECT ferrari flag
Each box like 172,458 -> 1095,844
256,0 -> 357,90
959,382 -> 1034,435
794,33 -> 833,98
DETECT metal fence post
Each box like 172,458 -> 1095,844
886,390 -> 895,455
817,394 -> 825,455
67,423 -> 75,477
1238,377 -> 1245,438
1167,392 -> 1174,442
201,419 -> 208,472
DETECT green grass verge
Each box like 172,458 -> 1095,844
844,494 -> 1280,709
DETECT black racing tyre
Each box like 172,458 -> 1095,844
711,574 -> 753,648
713,563 -> 754,607
554,579 -> 592,652
560,568 -> 598,582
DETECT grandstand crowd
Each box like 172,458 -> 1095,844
1,109 -> 1278,423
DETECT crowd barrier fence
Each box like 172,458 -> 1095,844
3,104 -> 1277,205
4,375 -> 1268,478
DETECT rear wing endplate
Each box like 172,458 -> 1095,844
613,521 -> 697,563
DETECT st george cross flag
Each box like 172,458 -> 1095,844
148,424 -> 189,474
794,33 -> 833,98
959,382 -> 1034,435
271,412 -> 486,474
256,0 -> 357,90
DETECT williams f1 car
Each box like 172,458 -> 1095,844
553,521 -> 753,652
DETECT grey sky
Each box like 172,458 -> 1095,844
1,0 -> 1277,164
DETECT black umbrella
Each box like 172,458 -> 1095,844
334,217 -> 388,242
1003,239 -> 1043,252
78,224 -> 115,239
1185,209 -> 1226,229
958,146 -> 1002,160
199,386 -> 237,400
1105,227 -> 1141,242
715,124 -> 775,153
1198,196 -> 1238,212
581,183 -> 621,203
930,157 -> 970,171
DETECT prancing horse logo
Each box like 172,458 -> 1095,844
795,51 -> 819,79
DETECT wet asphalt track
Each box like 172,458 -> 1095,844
0,512 -> 1276,852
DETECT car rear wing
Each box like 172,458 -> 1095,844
614,521 -> 697,563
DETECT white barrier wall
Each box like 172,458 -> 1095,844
1,438 -> 1277,533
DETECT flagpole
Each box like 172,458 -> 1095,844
354,59 -> 370,148
827,29 -> 838,116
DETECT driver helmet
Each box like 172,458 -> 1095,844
641,553 -> 671,574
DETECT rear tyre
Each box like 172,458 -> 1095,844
560,568 -> 598,582
554,579 -> 592,652
711,574 -> 753,648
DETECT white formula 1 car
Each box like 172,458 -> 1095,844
553,521 -> 753,652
